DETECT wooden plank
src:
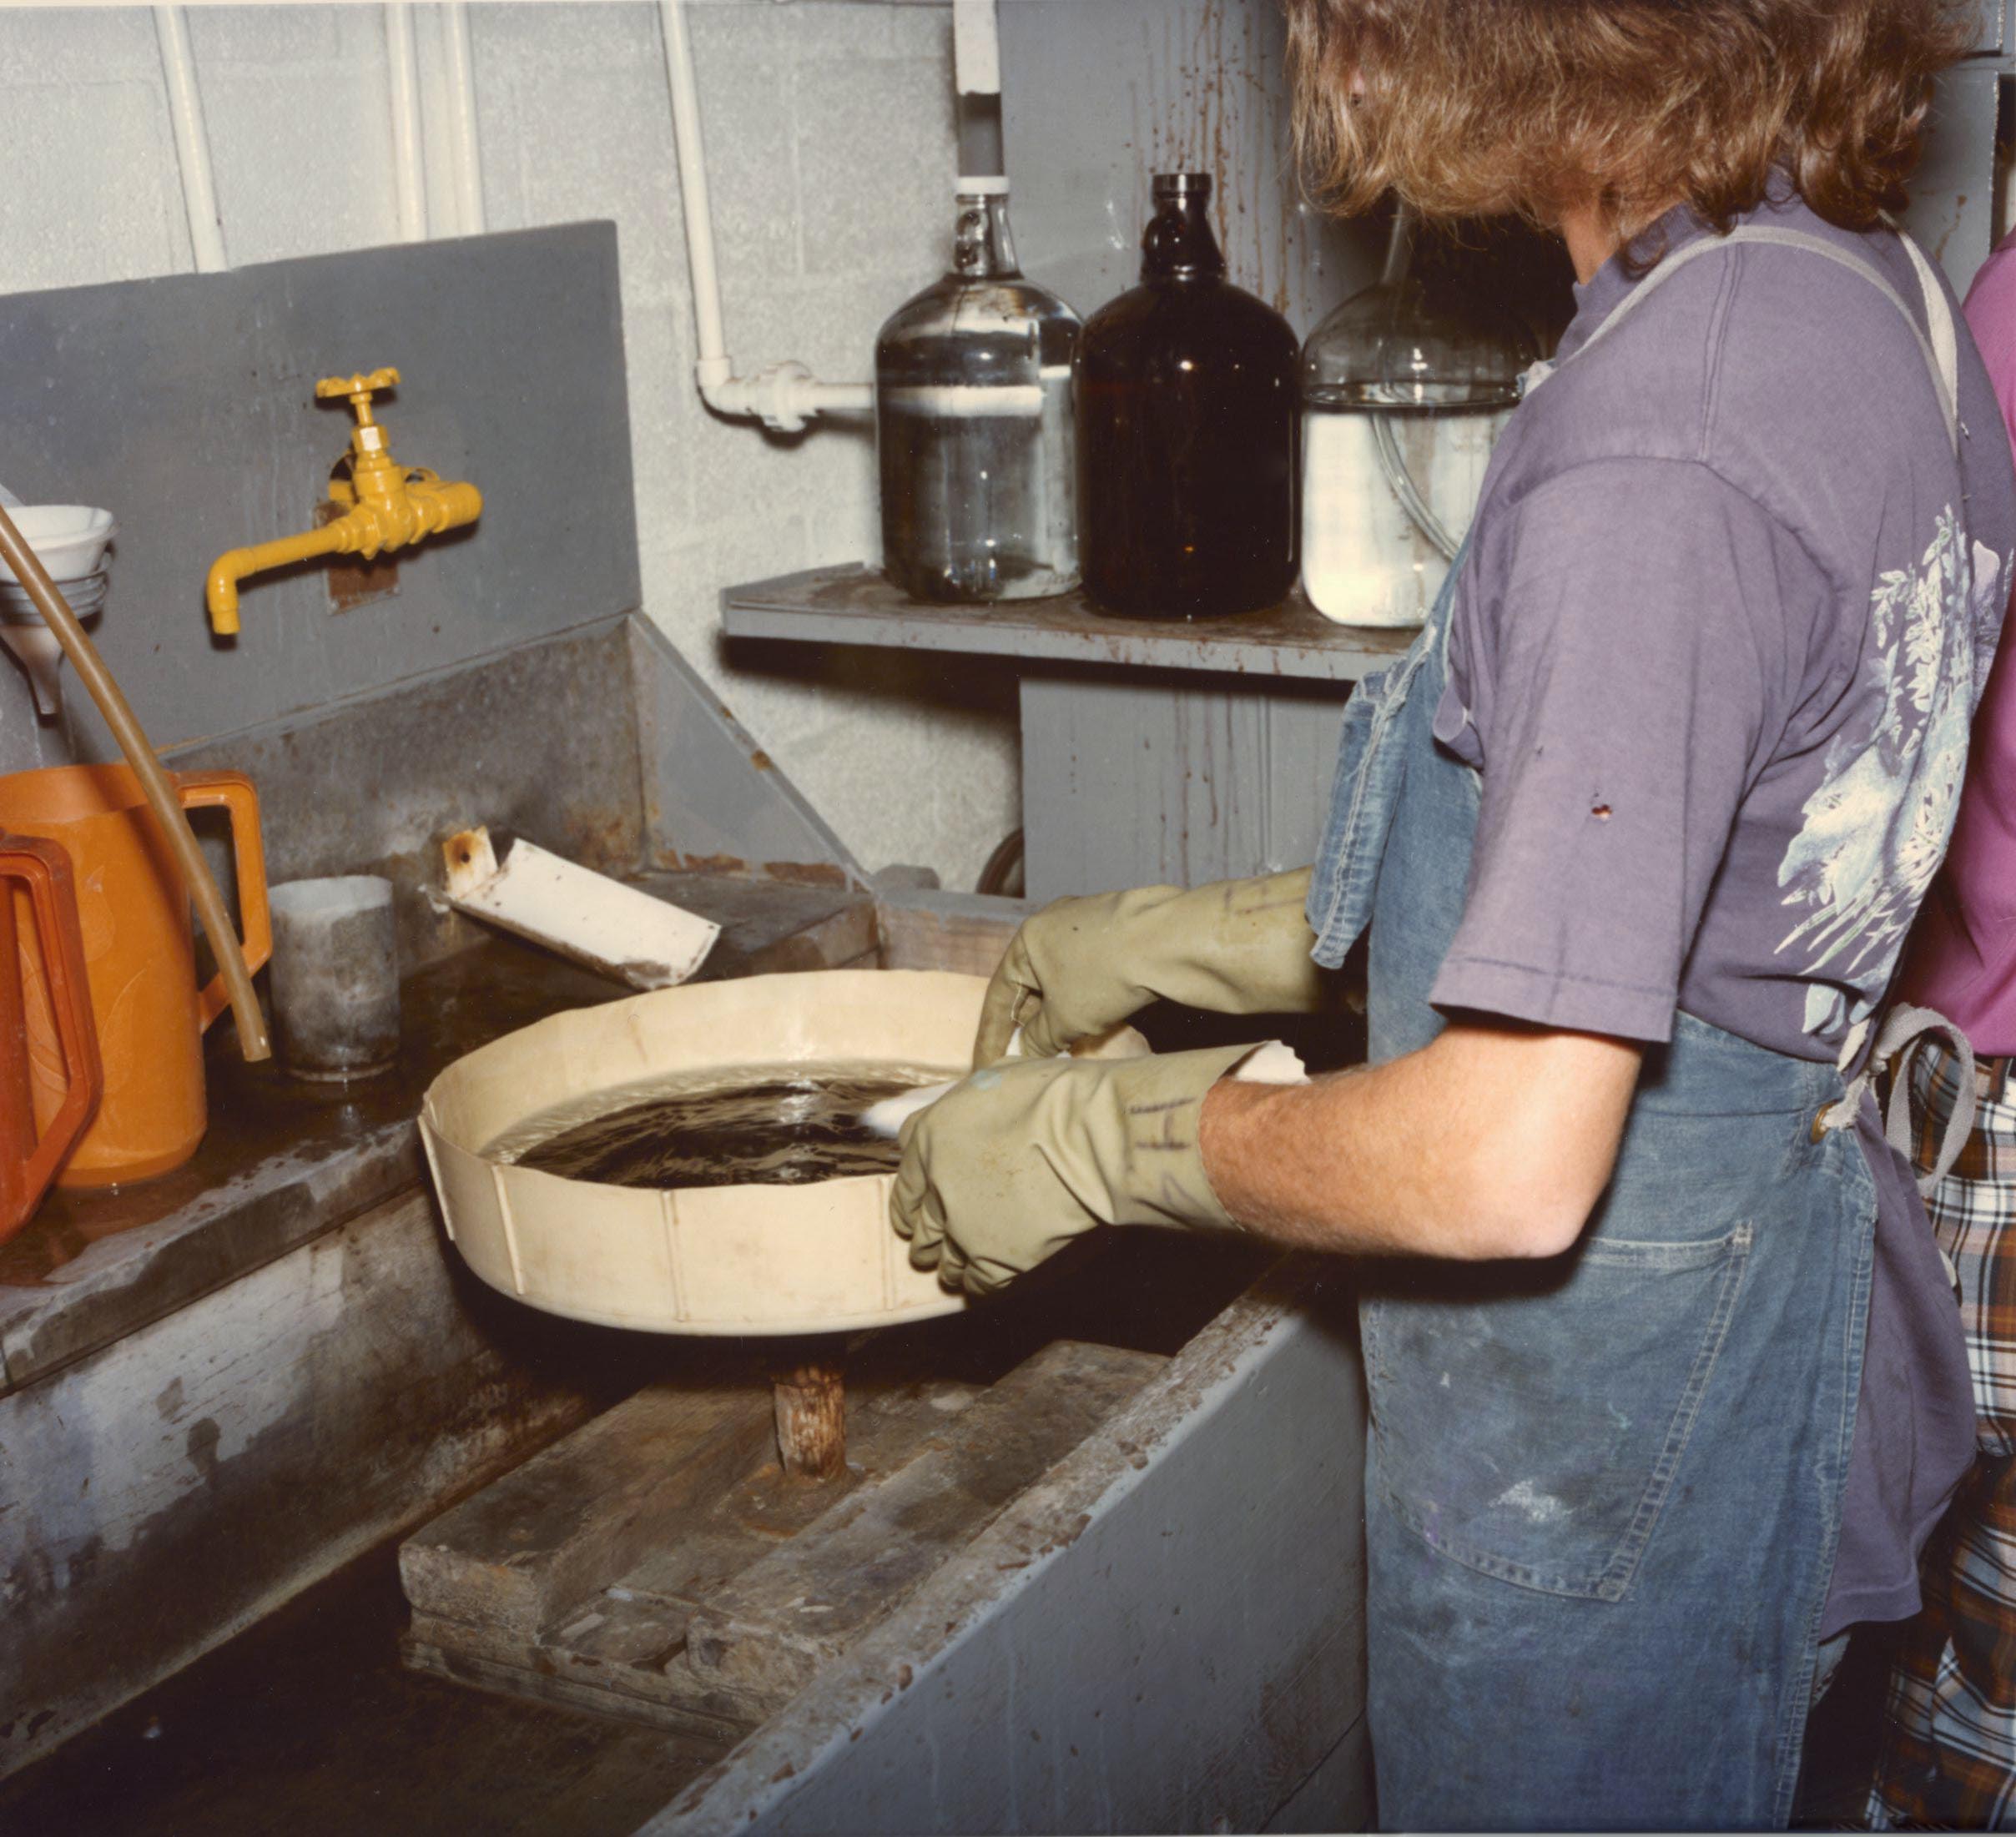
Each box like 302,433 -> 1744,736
399,1376 -> 779,1638
679,1341 -> 1165,1714
721,564 -> 1414,685
635,1261 -> 1370,1837
873,887 -> 1029,977
397,1247 -> 1263,1734
404,1618 -> 756,1746
401,1371 -> 998,1730
616,1373 -> 995,1618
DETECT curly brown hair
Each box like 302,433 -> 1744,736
1284,0 -> 1978,236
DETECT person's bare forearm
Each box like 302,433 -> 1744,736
1200,1024 -> 1644,1261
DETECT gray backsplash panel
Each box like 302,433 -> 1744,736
169,617 -> 648,972
0,223 -> 639,773
633,616 -> 863,888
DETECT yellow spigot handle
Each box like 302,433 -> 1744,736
315,367 -> 401,426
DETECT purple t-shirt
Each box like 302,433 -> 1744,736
1430,191 -> 2016,1630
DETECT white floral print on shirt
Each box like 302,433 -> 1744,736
1776,507 -> 2005,1039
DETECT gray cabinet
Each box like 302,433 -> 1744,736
722,566 -> 1407,898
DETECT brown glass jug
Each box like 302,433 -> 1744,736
1076,171 -> 1301,618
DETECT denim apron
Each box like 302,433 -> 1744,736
1304,229 -> 1965,1831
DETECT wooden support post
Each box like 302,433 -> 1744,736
772,1347 -> 847,1482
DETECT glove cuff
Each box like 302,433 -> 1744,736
1138,868 -> 1326,1018
1106,1040 -> 1292,1234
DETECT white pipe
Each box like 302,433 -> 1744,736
708,365 -> 874,427
386,3 -> 426,241
658,0 -> 869,431
659,0 -> 729,385
154,6 -> 227,273
953,0 -> 1000,98
442,2 -> 485,234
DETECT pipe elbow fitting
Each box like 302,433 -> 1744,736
432,480 -> 482,531
205,555 -> 247,635
402,481 -> 481,541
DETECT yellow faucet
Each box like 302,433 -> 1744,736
205,368 -> 482,634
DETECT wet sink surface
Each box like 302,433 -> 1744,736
0,873 -> 878,1392
0,943 -> 623,1289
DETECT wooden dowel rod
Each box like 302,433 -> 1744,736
772,1356 -> 846,1482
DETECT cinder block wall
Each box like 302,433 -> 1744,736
0,1 -> 1019,888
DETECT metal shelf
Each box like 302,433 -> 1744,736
719,564 -> 1414,684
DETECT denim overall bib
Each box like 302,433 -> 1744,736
1303,228 -> 1964,1831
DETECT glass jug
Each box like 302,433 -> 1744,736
1076,172 -> 1300,619
875,178 -> 1081,602
1301,214 -> 1535,627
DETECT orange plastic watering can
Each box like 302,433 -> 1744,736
0,764 -> 270,1187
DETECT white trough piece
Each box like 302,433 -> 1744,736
420,969 -> 985,1336
441,826 -> 718,990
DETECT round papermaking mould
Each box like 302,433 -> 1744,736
268,875 -> 400,1081
418,969 -> 985,1336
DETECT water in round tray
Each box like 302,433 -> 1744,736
485,1059 -> 951,1190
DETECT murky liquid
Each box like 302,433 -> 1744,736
486,1061 -> 951,1190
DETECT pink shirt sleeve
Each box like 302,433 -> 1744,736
1897,241 -> 2016,1044
1968,241 -> 2016,438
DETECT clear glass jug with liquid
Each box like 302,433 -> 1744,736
874,178 -> 1081,603
1301,215 -> 1535,627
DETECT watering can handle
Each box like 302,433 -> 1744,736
172,773 -> 274,1032
0,836 -> 102,1204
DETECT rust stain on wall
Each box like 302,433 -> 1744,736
1127,0 -> 1302,317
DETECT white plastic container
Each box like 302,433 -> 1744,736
0,505 -> 116,584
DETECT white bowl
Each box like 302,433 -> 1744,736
0,506 -> 115,584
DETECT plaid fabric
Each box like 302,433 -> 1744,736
1869,1044 -> 2016,1829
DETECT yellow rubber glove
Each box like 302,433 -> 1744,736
891,1041 -> 1260,1296
972,867 -> 1324,1067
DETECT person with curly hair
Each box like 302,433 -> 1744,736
890,0 -> 2016,1824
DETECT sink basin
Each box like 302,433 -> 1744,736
420,969 -> 979,1335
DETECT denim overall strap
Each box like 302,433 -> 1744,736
1524,225 -> 1958,452
1304,557 -> 1461,975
